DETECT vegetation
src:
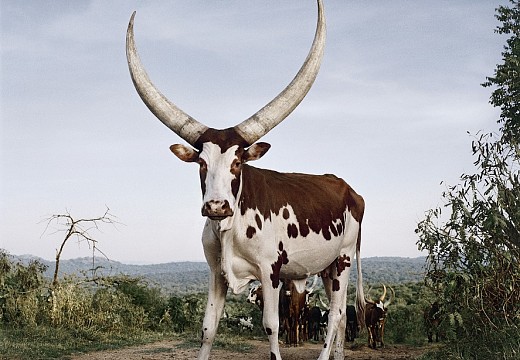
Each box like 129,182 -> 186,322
1,248 -> 440,359
416,1 -> 520,359
13,255 -> 426,296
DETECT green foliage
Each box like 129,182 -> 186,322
482,0 -> 520,143
0,250 -> 48,327
386,304 -> 425,345
416,2 -> 520,358
0,249 -> 191,358
114,277 -> 168,330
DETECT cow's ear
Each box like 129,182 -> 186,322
243,142 -> 271,162
170,144 -> 199,162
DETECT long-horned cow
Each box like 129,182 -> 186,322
126,1 -> 365,359
365,284 -> 393,349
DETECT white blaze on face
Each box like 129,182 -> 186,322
199,143 -> 240,215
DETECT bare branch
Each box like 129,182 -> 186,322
40,206 -> 119,287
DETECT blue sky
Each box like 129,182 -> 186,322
1,1 -> 507,264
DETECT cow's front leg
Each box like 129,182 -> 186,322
261,281 -> 282,360
198,222 -> 228,360
198,267 -> 228,360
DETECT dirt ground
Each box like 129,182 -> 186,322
70,339 -> 432,360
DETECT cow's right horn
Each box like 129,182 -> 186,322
126,12 -> 208,147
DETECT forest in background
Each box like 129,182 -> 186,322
12,254 -> 426,295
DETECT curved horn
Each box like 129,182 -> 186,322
126,12 -> 208,146
384,287 -> 395,308
380,284 -> 387,302
318,293 -> 330,310
365,285 -> 375,304
305,274 -> 319,294
234,0 -> 326,145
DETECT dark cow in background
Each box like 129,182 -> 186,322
365,284 -> 393,349
345,304 -> 358,341
308,306 -> 323,341
308,294 -> 356,343
424,301 -> 443,343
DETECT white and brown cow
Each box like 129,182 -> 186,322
126,1 -> 365,359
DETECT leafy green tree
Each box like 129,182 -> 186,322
482,0 -> 520,144
416,1 -> 520,358
114,277 -> 167,330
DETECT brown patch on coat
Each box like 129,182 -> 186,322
287,223 -> 298,238
332,279 -> 340,292
246,226 -> 256,239
335,254 -> 351,277
270,242 -> 289,288
239,166 -> 364,242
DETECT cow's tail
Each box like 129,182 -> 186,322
355,227 -> 365,329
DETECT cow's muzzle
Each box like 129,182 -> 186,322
202,200 -> 233,220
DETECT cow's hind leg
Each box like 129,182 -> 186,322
318,261 -> 350,360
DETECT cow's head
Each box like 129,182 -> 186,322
126,1 -> 325,220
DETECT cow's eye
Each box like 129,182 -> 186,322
232,160 -> 241,169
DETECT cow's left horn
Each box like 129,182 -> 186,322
234,0 -> 326,145
126,11 -> 208,146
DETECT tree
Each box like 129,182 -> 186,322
482,0 -> 520,144
416,1 -> 520,358
41,207 -> 117,287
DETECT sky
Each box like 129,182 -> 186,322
1,1 -> 508,264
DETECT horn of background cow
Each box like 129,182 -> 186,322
305,274 -> 319,294
318,293 -> 330,310
365,285 -> 374,304
126,11 -> 208,146
234,0 -> 326,145
384,287 -> 395,308
380,284 -> 387,302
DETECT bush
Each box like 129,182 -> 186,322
0,250 -> 48,327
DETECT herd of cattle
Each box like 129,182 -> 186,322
239,279 -> 443,349
246,278 -> 390,348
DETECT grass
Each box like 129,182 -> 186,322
0,326 -> 172,360
0,325 -> 257,359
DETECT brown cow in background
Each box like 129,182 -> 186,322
248,276 -> 317,346
365,284 -> 393,348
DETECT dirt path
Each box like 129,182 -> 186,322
70,339 -> 431,359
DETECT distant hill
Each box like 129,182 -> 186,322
12,254 -> 426,295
